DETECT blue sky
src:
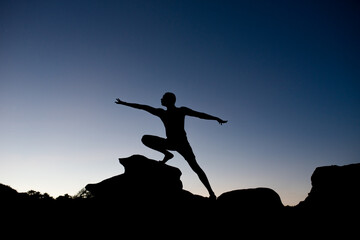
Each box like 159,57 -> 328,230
1,0 -> 359,205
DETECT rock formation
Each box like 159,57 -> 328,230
1,159 -> 360,236
298,163 -> 360,211
85,155 -> 202,204
217,187 -> 284,212
0,183 -> 18,201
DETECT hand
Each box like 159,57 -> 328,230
115,98 -> 124,104
217,118 -> 228,125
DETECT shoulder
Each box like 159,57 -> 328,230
155,108 -> 165,114
147,107 -> 165,117
179,106 -> 194,114
179,106 -> 190,112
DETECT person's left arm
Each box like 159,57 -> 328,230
182,107 -> 228,125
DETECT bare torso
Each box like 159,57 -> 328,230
158,107 -> 187,142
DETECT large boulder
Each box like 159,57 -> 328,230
85,155 -> 184,202
298,163 -> 360,211
217,187 -> 284,213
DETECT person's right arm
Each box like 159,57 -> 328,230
115,98 -> 162,116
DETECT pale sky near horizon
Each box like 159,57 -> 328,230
1,0 -> 359,205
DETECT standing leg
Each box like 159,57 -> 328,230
141,135 -> 174,163
177,142 -> 216,199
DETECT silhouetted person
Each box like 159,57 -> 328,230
115,92 -> 227,199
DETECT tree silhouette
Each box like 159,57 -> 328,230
27,190 -> 54,200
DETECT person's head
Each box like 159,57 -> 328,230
161,92 -> 176,107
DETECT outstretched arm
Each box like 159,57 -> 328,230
182,107 -> 228,125
115,98 -> 161,116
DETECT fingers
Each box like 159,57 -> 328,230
218,120 -> 228,125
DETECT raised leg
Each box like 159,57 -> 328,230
141,135 -> 174,163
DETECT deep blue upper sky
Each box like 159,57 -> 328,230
1,0 -> 359,205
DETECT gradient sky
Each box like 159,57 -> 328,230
1,0 -> 359,206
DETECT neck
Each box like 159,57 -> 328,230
166,105 -> 175,110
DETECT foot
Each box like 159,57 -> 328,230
208,193 -> 217,201
159,152 -> 174,164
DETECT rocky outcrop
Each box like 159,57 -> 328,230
85,155 -> 198,203
84,154 -> 288,222
0,183 -> 19,201
2,160 -> 360,236
85,155 -> 287,211
217,187 -> 284,212
298,163 -> 360,211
